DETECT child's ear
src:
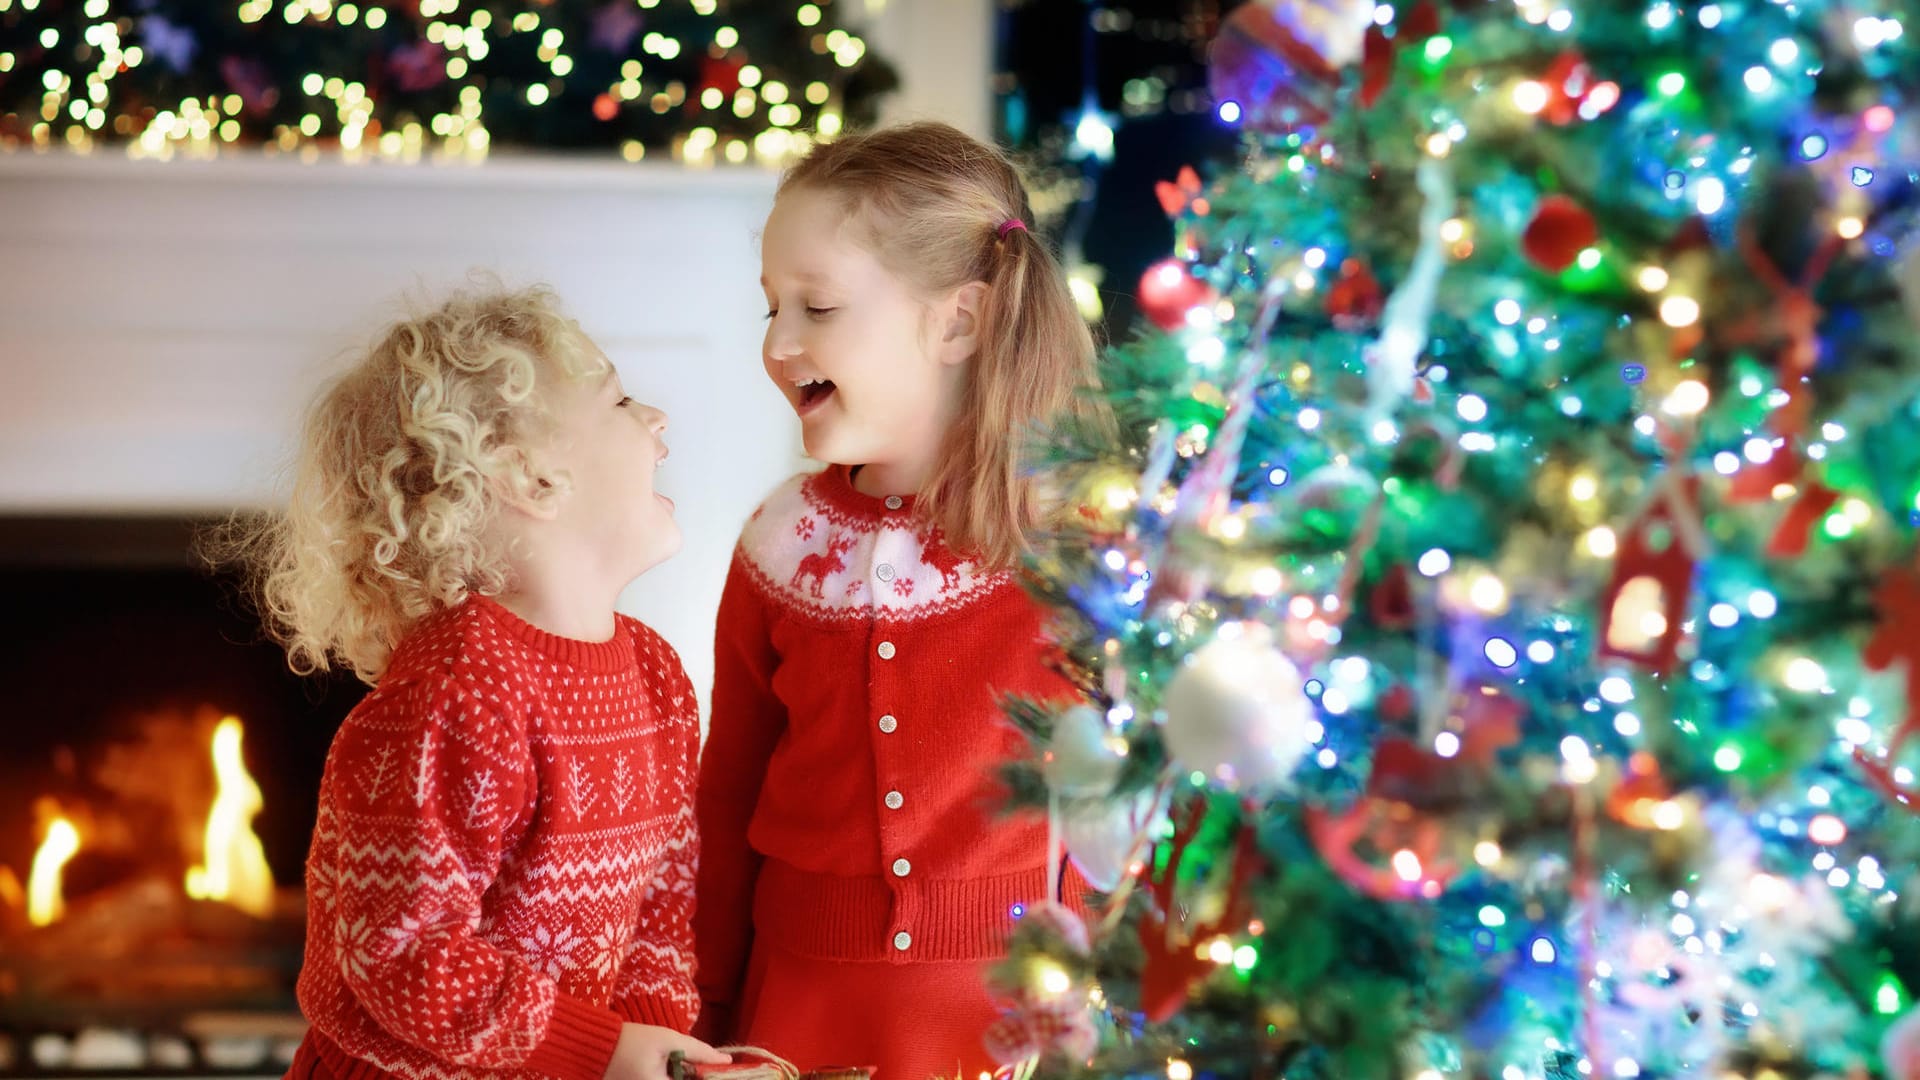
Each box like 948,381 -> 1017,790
490,447 -> 563,521
937,281 -> 990,366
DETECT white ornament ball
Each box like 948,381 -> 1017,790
1296,462 -> 1381,526
1045,704 -> 1126,797
1060,789 -> 1167,893
1162,629 -> 1313,791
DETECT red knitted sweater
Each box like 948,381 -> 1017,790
693,465 -> 1082,1040
292,596 -> 699,1080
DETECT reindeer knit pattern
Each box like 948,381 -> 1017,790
289,596 -> 700,1080
692,465 -> 1090,1078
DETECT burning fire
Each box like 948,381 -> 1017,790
20,714 -> 276,927
184,716 -> 275,917
26,816 -> 80,927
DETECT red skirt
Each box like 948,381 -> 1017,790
735,938 -> 1001,1080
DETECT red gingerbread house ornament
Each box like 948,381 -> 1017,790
1598,471 -> 1709,673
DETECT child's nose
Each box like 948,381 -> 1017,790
764,319 -> 802,361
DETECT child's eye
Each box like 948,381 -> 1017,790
616,396 -> 634,408
763,309 -> 777,321
806,306 -> 837,318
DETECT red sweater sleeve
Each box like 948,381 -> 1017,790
692,550 -> 788,1040
613,638 -> 701,1033
310,676 -> 623,1080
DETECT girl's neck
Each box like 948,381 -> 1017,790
490,586 -> 618,643
491,539 -> 623,643
850,455 -> 936,498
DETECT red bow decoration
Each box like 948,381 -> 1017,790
1155,165 -> 1210,218
1854,565 -> 1920,811
1137,799 -> 1262,1022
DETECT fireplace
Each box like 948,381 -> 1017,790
0,516 -> 365,1076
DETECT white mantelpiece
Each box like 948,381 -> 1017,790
0,152 -> 799,707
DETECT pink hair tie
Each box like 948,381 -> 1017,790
997,218 -> 1027,239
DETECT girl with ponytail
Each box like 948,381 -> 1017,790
692,121 -> 1103,1076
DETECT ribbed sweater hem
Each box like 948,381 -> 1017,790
751,858 -> 1093,964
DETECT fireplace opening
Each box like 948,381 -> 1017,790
0,517 -> 365,1075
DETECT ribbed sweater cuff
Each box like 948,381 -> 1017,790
526,992 -> 625,1080
614,992 -> 692,1034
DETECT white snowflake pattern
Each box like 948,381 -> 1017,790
517,924 -> 582,980
380,912 -> 428,957
587,926 -> 626,981
337,915 -> 385,982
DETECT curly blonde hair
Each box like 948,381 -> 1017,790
210,284 -> 603,685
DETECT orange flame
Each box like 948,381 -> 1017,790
26,816 -> 80,927
183,716 -> 274,917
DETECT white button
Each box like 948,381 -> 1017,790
877,641 -> 896,660
884,496 -> 904,510
884,790 -> 903,810
893,930 -> 912,950
876,563 -> 895,582
892,858 -> 911,877
878,715 -> 898,733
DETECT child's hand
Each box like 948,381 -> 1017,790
604,1024 -> 730,1080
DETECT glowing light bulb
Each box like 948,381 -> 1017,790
1663,379 -> 1710,415
1659,295 -> 1701,327
1808,814 -> 1847,846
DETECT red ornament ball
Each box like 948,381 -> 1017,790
1138,259 -> 1219,331
1522,194 -> 1599,272
1326,257 -> 1384,326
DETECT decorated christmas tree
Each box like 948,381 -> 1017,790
992,1 -> 1920,1078
0,0 -> 893,162
994,0 -> 1240,335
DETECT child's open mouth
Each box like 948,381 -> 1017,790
798,380 -> 837,410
